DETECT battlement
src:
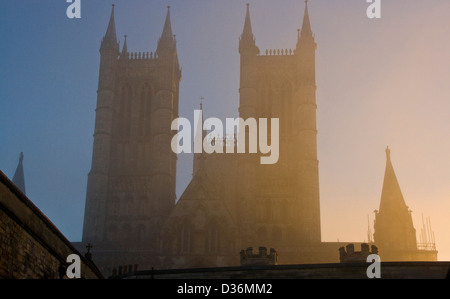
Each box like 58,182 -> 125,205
339,243 -> 378,263
121,51 -> 158,60
259,48 -> 296,56
240,247 -> 278,266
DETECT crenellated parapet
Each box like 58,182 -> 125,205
339,243 -> 379,263
240,247 -> 278,266
260,48 -> 296,56
121,51 -> 158,60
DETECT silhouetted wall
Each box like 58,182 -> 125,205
114,261 -> 450,279
0,171 -> 102,279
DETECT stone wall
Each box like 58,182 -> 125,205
115,261 -> 450,279
0,171 -> 103,279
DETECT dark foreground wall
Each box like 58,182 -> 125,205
115,262 -> 450,279
0,170 -> 103,279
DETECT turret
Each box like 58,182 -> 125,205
82,5 -> 119,243
296,0 -> 316,85
150,6 -> 181,217
293,0 -> 321,243
237,3 -> 259,244
238,3 -> 258,125
120,35 -> 128,59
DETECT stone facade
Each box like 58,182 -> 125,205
78,4 -> 437,277
0,170 -> 102,279
82,6 -> 181,252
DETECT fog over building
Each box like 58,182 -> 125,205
72,3 -> 437,276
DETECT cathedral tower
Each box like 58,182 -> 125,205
81,6 -> 181,270
237,2 -> 321,263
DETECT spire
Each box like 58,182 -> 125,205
200,97 -> 206,141
101,4 -> 119,52
301,1 -> 313,38
12,152 -> 26,195
162,6 -> 173,40
373,147 -> 418,254
242,3 -> 253,40
121,34 -> 128,58
157,6 -> 176,53
239,3 -> 259,55
297,0 -> 315,49
193,98 -> 207,176
105,4 -> 117,42
379,147 -> 408,214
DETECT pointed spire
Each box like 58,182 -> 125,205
101,4 -> 119,52
239,3 -> 259,55
297,0 -> 315,50
105,4 -> 117,42
242,3 -> 253,39
157,6 -> 176,53
379,147 -> 408,214
193,99 -> 206,176
12,152 -> 26,195
161,6 -> 173,40
200,97 -> 206,141
121,34 -> 128,58
374,147 -> 418,254
300,0 -> 313,38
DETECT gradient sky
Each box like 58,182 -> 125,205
1,0 -> 449,261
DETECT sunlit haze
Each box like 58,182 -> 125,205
1,0 -> 449,261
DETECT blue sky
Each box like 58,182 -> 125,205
1,0 -> 450,260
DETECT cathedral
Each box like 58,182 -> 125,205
73,3 -> 437,276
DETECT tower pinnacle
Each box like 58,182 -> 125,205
121,34 -> 128,58
242,3 -> 253,39
157,5 -> 176,53
379,147 -> 408,214
162,6 -> 173,39
105,4 -> 117,42
239,3 -> 259,55
12,152 -> 26,195
297,0 -> 315,48
101,4 -> 119,52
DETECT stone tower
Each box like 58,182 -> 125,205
373,147 -> 418,261
81,5 -> 181,267
237,2 -> 321,262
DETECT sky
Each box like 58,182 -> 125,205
0,0 -> 449,261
